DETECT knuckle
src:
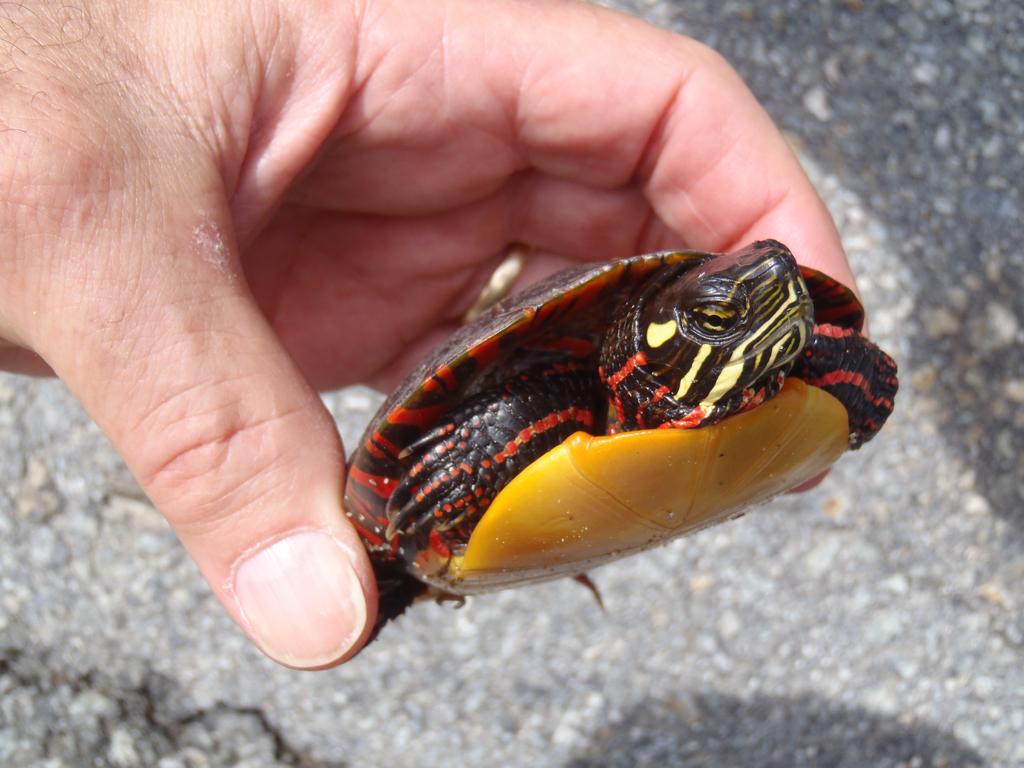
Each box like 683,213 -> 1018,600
133,385 -> 306,529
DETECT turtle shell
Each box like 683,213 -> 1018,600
344,249 -> 865,594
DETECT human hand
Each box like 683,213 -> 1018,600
0,0 -> 855,666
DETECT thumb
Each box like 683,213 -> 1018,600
37,200 -> 377,669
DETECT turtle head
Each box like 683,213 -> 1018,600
601,240 -> 814,428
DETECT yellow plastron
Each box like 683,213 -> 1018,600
443,378 -> 848,591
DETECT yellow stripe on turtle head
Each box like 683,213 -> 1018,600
645,320 -> 677,348
675,343 -> 712,400
697,280 -> 801,411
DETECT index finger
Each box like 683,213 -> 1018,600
508,2 -> 855,289
311,0 -> 854,289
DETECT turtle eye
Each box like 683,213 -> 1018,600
690,301 -> 742,335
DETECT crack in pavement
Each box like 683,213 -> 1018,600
0,648 -> 348,768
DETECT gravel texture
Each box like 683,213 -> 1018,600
2,1 -> 1022,766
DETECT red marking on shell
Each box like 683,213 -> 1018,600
345,493 -> 388,543
347,466 -> 396,499
345,493 -> 371,517
801,267 -> 865,330
420,363 -> 459,395
350,518 -> 386,547
436,364 -> 458,390
366,430 -> 402,460
389,404 -> 446,426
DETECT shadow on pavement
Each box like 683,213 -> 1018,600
565,692 -> 983,768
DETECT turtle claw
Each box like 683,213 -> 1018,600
382,483 -> 434,536
398,419 -> 458,462
572,573 -> 605,611
384,500 -> 422,541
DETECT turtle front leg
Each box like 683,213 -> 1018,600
792,324 -> 899,448
385,365 -> 602,539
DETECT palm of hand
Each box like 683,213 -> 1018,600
230,3 -> 848,394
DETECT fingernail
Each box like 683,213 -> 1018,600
233,530 -> 368,668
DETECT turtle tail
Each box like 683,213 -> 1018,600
792,324 -> 898,448
367,560 -> 428,642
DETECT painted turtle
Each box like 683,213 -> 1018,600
344,240 -> 898,630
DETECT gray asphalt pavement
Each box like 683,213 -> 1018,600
2,1 -> 1022,766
